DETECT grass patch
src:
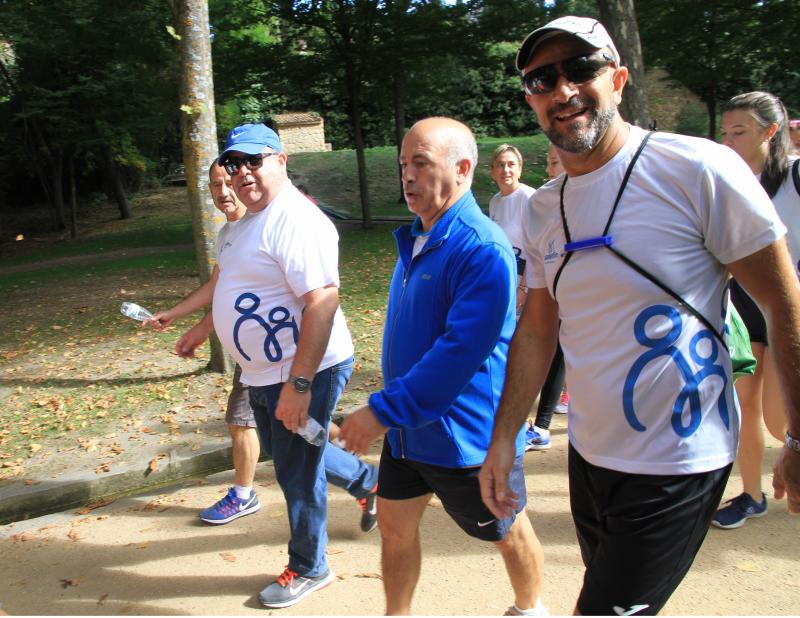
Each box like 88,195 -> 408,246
289,133 -> 551,218
0,250 -> 196,294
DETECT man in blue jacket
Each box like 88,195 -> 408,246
340,117 -> 546,616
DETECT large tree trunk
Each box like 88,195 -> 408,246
598,0 -> 651,129
176,0 -> 231,374
103,145 -> 131,220
345,59 -> 372,229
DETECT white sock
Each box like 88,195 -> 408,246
512,601 -> 548,616
234,484 -> 252,500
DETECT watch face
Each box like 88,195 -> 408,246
292,376 -> 311,393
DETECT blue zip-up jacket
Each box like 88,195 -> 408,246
368,191 -> 526,467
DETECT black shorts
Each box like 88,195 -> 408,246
730,279 -> 767,344
377,439 -> 527,542
568,444 -> 731,616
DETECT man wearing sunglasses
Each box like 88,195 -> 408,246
212,123 -> 379,609
480,15 -> 800,615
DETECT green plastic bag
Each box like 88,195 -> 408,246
727,304 -> 756,381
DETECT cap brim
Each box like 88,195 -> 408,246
219,142 -> 268,160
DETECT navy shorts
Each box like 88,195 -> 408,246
377,439 -> 527,542
569,444 -> 731,615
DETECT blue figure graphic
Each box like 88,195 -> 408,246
623,304 -> 728,437
232,292 -> 299,362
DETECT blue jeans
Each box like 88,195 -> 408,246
249,356 -> 377,577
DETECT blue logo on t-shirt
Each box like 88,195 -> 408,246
623,305 -> 730,437
232,292 -> 299,362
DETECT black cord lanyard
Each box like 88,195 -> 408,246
551,131 -> 727,347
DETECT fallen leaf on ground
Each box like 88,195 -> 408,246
220,552 -> 237,562
75,497 -> 116,515
354,572 -> 383,580
736,561 -> 761,572
67,529 -> 82,542
147,458 -> 158,473
60,578 -> 81,588
97,593 -> 109,606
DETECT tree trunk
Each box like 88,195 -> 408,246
597,0 -> 651,128
103,145 -> 131,219
345,58 -> 372,229
392,67 -> 406,204
50,149 -> 66,231
69,153 -> 78,239
176,0 -> 231,374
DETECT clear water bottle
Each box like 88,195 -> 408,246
296,416 -> 326,446
120,301 -> 153,322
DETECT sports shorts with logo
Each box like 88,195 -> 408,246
377,439 -> 527,542
568,444 -> 731,615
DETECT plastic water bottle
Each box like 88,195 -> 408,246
296,416 -> 326,446
120,301 -> 153,322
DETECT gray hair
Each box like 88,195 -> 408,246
444,125 -> 478,181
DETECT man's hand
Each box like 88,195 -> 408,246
479,438 -> 520,520
275,385 -> 311,433
144,310 -> 177,331
773,445 -> 800,514
339,405 -> 388,455
174,323 -> 209,358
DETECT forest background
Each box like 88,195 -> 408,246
0,0 -> 798,237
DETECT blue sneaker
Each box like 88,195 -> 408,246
711,492 -> 767,529
199,487 -> 260,525
525,424 -> 551,451
260,567 -> 335,608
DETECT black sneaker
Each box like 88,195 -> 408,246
358,485 -> 378,533
259,567 -> 334,608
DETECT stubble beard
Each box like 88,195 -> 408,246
544,98 -> 616,154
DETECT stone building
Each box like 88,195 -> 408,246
273,112 -> 332,155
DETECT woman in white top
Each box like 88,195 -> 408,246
715,91 -> 799,529
489,144 -> 564,450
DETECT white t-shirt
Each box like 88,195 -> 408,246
771,156 -> 800,277
525,126 -> 786,475
490,184 -> 536,282
212,183 -> 354,387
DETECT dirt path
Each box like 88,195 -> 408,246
0,416 -> 797,616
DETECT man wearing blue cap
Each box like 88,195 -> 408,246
213,123 -> 378,609
480,15 -> 800,616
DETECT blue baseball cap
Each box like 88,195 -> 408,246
219,123 -> 282,161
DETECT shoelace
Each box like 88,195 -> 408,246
277,567 -> 299,588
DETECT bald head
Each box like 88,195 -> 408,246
407,117 -> 478,181
400,117 -> 477,231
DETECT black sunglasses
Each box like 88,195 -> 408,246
220,152 -> 278,175
521,51 -> 615,96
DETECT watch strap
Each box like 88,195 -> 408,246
786,432 -> 800,453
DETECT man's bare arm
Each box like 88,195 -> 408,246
728,239 -> 800,513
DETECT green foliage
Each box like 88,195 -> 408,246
637,0 -> 800,136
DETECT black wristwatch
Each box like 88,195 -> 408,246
288,375 -> 311,393
786,432 -> 800,454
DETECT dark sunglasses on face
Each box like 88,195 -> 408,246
221,152 -> 278,175
521,51 -> 616,96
